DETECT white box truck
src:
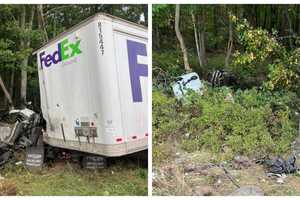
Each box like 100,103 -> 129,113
33,13 -> 148,158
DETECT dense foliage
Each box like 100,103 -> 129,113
230,16 -> 300,92
153,5 -> 300,159
0,5 -> 147,109
153,5 -> 300,89
153,88 -> 299,158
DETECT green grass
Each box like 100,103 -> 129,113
1,160 -> 147,196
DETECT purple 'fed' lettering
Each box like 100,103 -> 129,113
127,40 -> 148,102
39,38 -> 82,69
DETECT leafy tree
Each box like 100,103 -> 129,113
0,4 -> 147,109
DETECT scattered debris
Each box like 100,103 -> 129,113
183,162 -> 241,189
225,92 -> 234,103
15,161 -> 23,166
233,155 -> 251,169
209,70 -> 237,88
267,173 -> 287,184
154,150 -> 300,196
154,132 -> 300,195
216,178 -> 222,186
259,154 -> 299,174
276,176 -> 285,184
172,72 -> 204,99
183,163 -> 215,174
184,133 -> 190,139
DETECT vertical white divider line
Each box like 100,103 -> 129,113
148,3 -> 153,197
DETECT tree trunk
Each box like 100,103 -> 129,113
53,16 -> 57,38
20,59 -> 28,104
297,5 -> 300,33
296,5 -> 300,33
191,11 -> 202,67
0,74 -> 13,108
213,7 -> 219,49
175,4 -> 191,71
155,25 -> 160,49
20,5 -> 35,105
199,31 -> 207,66
225,12 -> 233,68
20,5 -> 27,104
198,10 -> 207,66
284,6 -> 294,49
144,5 -> 148,25
9,69 -> 15,104
263,5 -> 267,28
37,4 -> 48,42
3,71 -> 8,106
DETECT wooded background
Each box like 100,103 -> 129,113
153,5 -> 300,175
153,4 -> 300,88
0,4 -> 147,110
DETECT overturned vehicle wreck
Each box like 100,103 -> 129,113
0,106 -> 44,166
0,13 -> 148,169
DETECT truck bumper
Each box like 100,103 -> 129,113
43,135 -> 148,157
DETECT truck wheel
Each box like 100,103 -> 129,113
44,146 -> 58,163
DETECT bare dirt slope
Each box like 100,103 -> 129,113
153,140 -> 300,196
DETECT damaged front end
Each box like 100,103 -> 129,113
257,154 -> 299,175
0,108 -> 44,167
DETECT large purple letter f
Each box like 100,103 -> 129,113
127,40 -> 148,102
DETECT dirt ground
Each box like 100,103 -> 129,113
153,140 -> 300,196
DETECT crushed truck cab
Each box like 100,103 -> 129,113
33,13 -> 148,157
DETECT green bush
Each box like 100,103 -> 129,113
153,87 -> 299,157
153,50 -> 185,77
230,16 -> 300,91
153,91 -> 182,143
229,17 -> 281,87
152,91 -> 188,163
265,48 -> 300,93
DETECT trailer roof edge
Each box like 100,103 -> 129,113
32,12 -> 147,55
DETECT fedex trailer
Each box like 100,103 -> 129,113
33,13 -> 148,158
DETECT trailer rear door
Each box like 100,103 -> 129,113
113,30 -> 148,150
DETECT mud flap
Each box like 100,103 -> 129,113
25,134 -> 44,171
81,155 -> 107,169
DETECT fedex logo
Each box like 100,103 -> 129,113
127,40 -> 148,103
39,38 -> 82,68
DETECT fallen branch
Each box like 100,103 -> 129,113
218,163 -> 240,188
